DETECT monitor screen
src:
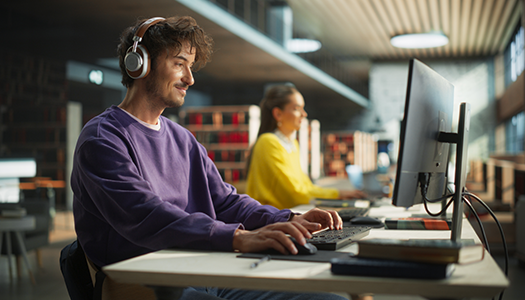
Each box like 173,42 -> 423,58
0,158 -> 37,204
392,59 -> 454,208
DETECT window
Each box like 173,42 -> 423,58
505,112 -> 525,153
504,21 -> 525,87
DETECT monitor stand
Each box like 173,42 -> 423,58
438,102 -> 470,243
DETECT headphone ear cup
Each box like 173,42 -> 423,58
125,45 -> 150,79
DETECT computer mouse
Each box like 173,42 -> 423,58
349,216 -> 383,226
290,237 -> 318,255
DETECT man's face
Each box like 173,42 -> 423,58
144,42 -> 196,108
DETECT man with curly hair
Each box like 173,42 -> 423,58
71,16 -> 347,300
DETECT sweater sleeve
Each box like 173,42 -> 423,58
198,143 -> 293,232
73,137 -> 235,252
246,134 -> 339,209
73,131 -> 292,266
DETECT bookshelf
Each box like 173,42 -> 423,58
0,52 -> 68,208
0,52 -> 68,182
296,119 -> 321,181
323,131 -> 377,177
179,105 -> 260,183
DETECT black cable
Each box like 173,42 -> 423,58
419,174 -> 455,203
423,195 -> 453,217
463,191 -> 508,275
462,195 -> 490,253
463,190 -> 508,300
419,174 -> 455,216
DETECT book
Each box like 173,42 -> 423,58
384,217 -> 452,230
331,256 -> 455,279
357,238 -> 485,264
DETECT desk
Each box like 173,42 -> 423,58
0,215 -> 36,283
104,203 -> 509,299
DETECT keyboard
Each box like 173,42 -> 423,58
337,207 -> 370,221
307,225 -> 371,250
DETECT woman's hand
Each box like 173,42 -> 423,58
339,189 -> 368,200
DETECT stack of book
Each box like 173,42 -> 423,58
383,217 -> 452,230
331,238 -> 485,279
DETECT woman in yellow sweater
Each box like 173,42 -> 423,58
246,84 -> 366,209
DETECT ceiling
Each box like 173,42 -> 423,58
1,0 -> 522,129
289,0 -> 522,80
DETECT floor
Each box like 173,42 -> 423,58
1,211 -> 524,300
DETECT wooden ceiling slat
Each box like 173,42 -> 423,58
491,0 -> 518,54
289,0 -> 520,61
416,0 -> 431,32
450,0 -> 461,56
428,0 -> 443,56
361,0 -> 404,58
349,0 -> 392,57
466,0 -> 483,55
406,0 -> 424,57
498,0 -> 523,53
482,0 -> 507,54
397,0 -> 421,57
396,0 -> 415,32
474,0 -> 496,56
370,0 -> 396,36
382,0 -> 405,33
406,0 -> 422,32
458,0 -> 472,56
440,0 -> 451,56
415,0 -> 435,57
380,0 -> 414,58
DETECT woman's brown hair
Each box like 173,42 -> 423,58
246,84 -> 298,174
257,84 -> 298,137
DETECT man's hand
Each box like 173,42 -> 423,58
232,221 -> 311,255
292,207 -> 343,231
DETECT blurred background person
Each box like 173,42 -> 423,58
246,84 -> 366,210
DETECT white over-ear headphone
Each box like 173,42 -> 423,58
124,17 -> 165,79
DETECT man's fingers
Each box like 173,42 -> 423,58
329,210 -> 343,230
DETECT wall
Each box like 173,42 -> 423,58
369,59 -> 497,161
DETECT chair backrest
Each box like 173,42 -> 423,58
59,240 -> 94,300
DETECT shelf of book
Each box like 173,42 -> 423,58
0,52 -> 68,209
0,52 -> 68,182
323,131 -> 377,177
179,105 -> 260,183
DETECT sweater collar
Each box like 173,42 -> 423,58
273,129 -> 295,153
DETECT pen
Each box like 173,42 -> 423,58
250,255 -> 271,268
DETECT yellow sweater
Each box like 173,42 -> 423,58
246,133 -> 339,209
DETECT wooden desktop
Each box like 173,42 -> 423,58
103,202 -> 509,299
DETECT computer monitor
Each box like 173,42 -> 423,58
392,59 -> 470,242
0,158 -> 37,203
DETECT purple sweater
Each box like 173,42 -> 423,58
71,106 -> 291,267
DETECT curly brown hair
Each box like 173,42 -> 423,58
117,16 -> 213,88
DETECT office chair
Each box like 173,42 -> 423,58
59,240 -> 102,300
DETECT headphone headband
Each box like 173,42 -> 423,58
131,17 -> 165,51
125,17 -> 166,80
